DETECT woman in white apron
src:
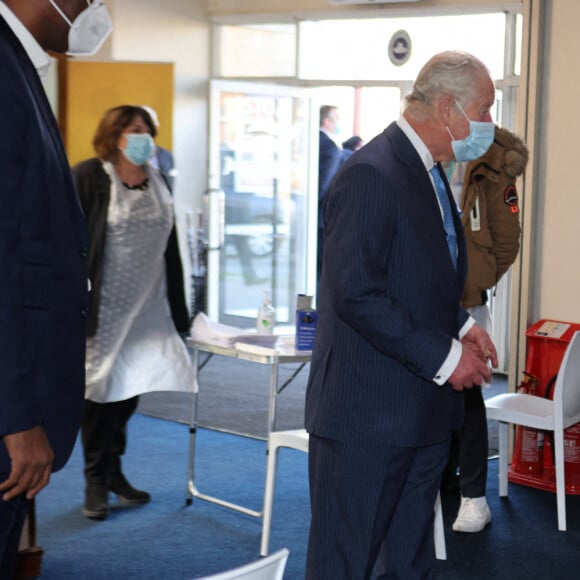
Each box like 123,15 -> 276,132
73,106 -> 194,520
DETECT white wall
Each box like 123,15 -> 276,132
532,1 -> 580,323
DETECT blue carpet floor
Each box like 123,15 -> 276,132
36,413 -> 580,579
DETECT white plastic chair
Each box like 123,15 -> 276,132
485,330 -> 580,531
194,548 -> 289,580
259,429 -> 446,560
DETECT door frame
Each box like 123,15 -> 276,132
206,79 -> 319,325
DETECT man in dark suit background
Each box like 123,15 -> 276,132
317,105 -> 343,282
0,1 -> 112,576
305,51 -> 498,580
141,105 -> 178,192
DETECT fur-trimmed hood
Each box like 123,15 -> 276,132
475,125 -> 529,179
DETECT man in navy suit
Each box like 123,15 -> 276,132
317,105 -> 343,282
0,1 -> 112,575
141,105 -> 179,192
305,51 -> 498,580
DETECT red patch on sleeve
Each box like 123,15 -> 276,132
504,185 -> 518,206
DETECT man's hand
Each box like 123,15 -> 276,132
462,324 -> 498,368
0,426 -> 54,501
448,325 -> 498,392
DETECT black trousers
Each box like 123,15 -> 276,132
81,396 -> 139,487
444,386 -> 489,497
0,493 -> 29,580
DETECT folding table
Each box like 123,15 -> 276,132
185,338 -> 311,517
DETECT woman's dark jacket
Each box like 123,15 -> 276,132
72,157 -> 190,337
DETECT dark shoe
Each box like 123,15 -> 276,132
109,473 -> 151,505
83,485 -> 109,520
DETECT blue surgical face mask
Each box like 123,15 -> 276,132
447,100 -> 495,162
119,133 -> 155,166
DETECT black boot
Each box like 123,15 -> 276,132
83,484 -> 109,520
105,397 -> 149,505
81,401 -> 113,520
109,472 -> 151,505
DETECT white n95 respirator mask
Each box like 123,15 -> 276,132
48,0 -> 113,56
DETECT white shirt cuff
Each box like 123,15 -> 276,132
433,317 -> 474,385
459,316 -> 476,339
433,339 -> 461,385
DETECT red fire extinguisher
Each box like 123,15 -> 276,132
511,372 -> 544,476
511,319 -> 580,493
563,424 -> 580,490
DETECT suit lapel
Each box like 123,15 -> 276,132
386,124 -> 466,282
3,17 -> 73,184
21,59 -> 70,173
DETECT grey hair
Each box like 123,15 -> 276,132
404,51 -> 491,109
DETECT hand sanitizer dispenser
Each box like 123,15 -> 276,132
257,290 -> 275,334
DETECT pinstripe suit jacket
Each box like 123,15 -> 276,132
305,122 -> 468,447
0,16 -> 88,474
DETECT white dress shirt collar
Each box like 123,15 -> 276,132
0,1 -> 52,77
320,127 -> 338,141
396,115 -> 435,172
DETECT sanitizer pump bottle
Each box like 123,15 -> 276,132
257,290 -> 276,334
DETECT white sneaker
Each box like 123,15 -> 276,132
452,496 -> 491,533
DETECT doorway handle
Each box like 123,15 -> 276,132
205,188 -> 225,251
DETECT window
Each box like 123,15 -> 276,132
214,13 -> 516,83
216,24 -> 296,77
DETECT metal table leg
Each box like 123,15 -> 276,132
185,348 -> 263,517
185,347 -> 200,506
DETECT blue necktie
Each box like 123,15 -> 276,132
430,164 -> 458,270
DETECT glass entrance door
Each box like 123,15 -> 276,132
207,80 -> 317,328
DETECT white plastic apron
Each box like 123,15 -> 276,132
85,162 -> 194,403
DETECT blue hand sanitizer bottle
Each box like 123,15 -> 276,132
295,294 -> 317,351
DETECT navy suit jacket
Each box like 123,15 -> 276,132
305,122 -> 468,447
155,145 -> 175,192
318,130 -> 342,228
0,17 -> 89,474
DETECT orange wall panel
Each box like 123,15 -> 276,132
59,60 -> 174,166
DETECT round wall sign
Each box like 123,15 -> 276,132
388,30 -> 412,66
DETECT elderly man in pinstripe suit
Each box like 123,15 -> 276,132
304,51 -> 498,580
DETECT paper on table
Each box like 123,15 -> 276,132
190,312 -> 296,350
235,334 -> 297,355
235,333 -> 280,347
189,312 -> 250,347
